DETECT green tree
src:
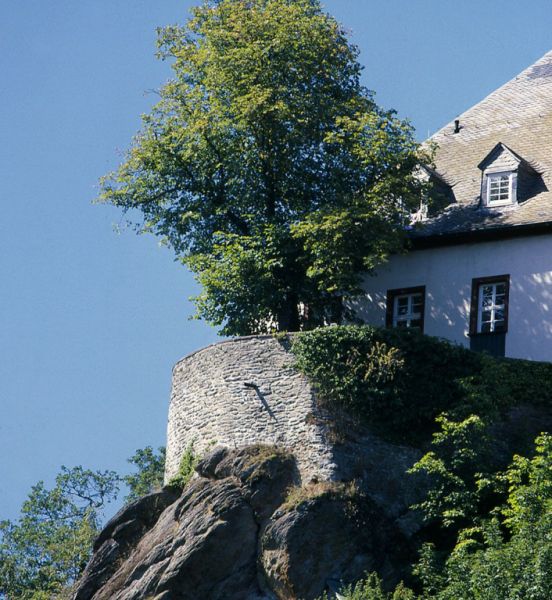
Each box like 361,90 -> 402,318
0,447 -> 167,599
325,434 -> 551,600
433,434 -> 552,599
0,467 -> 120,600
123,446 -> 166,502
409,415 -> 491,529
99,0 -> 429,335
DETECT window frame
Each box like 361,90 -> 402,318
486,171 -> 514,207
386,285 -> 426,333
469,275 -> 510,336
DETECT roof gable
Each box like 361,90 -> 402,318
477,142 -> 540,174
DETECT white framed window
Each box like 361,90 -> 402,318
386,286 -> 425,331
470,276 -> 510,335
486,172 -> 513,206
478,282 -> 507,333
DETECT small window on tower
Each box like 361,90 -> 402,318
386,286 -> 425,332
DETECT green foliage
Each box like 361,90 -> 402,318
318,574 -> 416,600
123,446 -> 166,502
168,442 -> 199,489
0,446 -> 169,599
426,434 -> 552,599
0,467 -> 120,599
291,325 -> 552,443
99,0 -> 429,335
409,415 -> 490,528
322,434 -> 551,600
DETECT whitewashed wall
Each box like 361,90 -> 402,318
355,235 -> 552,362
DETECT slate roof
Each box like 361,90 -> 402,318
414,50 -> 552,242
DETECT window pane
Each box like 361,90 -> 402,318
488,174 -> 511,204
482,285 -> 493,298
397,297 -> 408,307
410,319 -> 422,329
482,296 -> 493,309
396,320 -> 407,328
476,278 -> 508,335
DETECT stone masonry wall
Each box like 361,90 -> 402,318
165,336 -> 336,484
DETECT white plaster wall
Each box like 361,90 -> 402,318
355,235 -> 552,362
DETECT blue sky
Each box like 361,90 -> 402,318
1,0 -> 551,520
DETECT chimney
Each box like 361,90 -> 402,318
454,119 -> 461,134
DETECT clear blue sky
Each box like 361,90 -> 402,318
1,0 -> 551,520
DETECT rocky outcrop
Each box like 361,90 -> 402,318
73,443 -> 427,600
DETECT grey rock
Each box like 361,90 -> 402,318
195,445 -> 229,478
74,489 -> 180,600
73,443 -> 422,600
73,446 -> 296,600
260,492 -> 411,600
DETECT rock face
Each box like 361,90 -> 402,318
73,443 -> 427,600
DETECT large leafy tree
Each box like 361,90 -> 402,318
100,0 -> 429,335
0,448 -> 166,599
0,467 -> 120,599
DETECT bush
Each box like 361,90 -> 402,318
167,442 -> 199,490
318,573 -> 416,599
291,325 -> 552,444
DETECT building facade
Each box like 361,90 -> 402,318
360,50 -> 552,362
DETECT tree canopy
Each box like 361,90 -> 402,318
0,447 -> 166,599
0,467 -> 119,599
100,0 -> 429,335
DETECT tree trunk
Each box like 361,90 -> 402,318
277,294 -> 301,332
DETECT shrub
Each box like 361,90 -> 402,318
167,442 -> 199,490
318,573 -> 416,599
291,325 -> 552,444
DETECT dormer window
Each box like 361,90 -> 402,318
487,172 -> 514,206
478,143 -> 541,209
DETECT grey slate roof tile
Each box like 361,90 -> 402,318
415,50 -> 552,239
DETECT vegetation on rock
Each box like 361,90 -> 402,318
331,431 -> 552,600
291,325 -> 552,444
167,441 -> 199,489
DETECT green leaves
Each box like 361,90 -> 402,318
0,448 -> 167,599
123,446 -> 166,503
409,415 -> 490,528
99,0 -> 429,334
0,467 -> 120,599
291,325 -> 552,444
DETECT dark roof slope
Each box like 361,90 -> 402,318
415,50 -> 552,241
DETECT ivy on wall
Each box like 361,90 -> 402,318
291,326 -> 552,444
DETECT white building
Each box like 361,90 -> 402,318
359,50 -> 552,361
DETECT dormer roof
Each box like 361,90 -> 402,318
477,142 -> 539,174
415,50 -> 552,242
